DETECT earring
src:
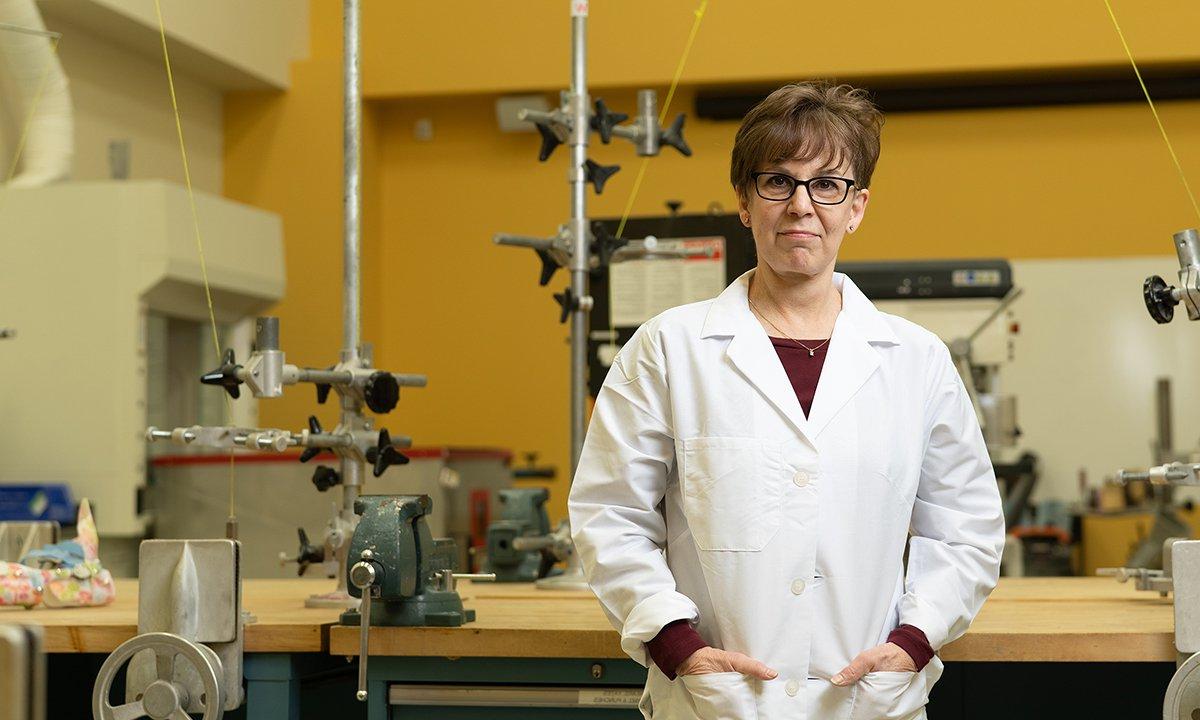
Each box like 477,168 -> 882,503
740,214 -> 750,226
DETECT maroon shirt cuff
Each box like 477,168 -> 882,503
647,619 -> 709,680
887,624 -> 934,671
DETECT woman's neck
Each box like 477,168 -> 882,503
749,264 -> 842,338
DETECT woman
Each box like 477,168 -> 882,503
569,82 -> 1005,720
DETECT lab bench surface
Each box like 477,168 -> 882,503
328,577 -> 1179,663
0,577 -> 1182,719
0,576 -> 1177,661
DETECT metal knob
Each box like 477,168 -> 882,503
349,560 -> 377,590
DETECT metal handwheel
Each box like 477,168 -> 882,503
92,632 -> 224,720
1165,651 -> 1200,720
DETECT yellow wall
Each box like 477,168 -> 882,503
357,1 -> 1200,97
225,0 -> 1200,522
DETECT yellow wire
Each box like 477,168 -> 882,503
153,0 -> 237,520
613,0 -> 708,241
1102,0 -> 1200,224
605,1 -> 708,351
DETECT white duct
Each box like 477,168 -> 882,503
0,0 -> 73,187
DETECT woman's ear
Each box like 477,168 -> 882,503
848,188 -> 869,233
737,191 -> 752,227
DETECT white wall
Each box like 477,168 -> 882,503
38,0 -> 309,89
1003,256 -> 1200,504
0,0 -> 309,191
53,12 -> 221,190
877,256 -> 1200,508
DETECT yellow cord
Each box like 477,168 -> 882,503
153,0 -> 237,519
1102,0 -> 1200,224
613,0 -> 708,241
605,1 -> 708,351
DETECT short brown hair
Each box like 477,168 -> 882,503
730,82 -> 884,199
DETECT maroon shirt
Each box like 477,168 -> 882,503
646,336 -> 934,679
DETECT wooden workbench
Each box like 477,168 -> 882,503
0,576 -> 1180,662
325,576 -> 1180,662
0,578 -> 345,653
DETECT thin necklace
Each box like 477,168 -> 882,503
747,297 -> 831,358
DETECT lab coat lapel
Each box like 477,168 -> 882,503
804,314 -> 880,438
703,271 -> 811,440
726,331 -> 811,439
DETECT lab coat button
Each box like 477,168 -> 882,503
785,678 -> 800,696
793,471 -> 811,487
791,578 -> 806,595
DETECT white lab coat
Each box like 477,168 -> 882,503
569,270 -> 1005,720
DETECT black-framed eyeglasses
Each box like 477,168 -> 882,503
750,171 -> 856,205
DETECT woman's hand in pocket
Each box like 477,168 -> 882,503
677,647 -> 778,680
831,642 -> 917,686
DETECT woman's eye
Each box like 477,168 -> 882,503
812,179 -> 835,191
768,175 -> 789,187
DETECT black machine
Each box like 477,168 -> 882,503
587,210 -> 1013,397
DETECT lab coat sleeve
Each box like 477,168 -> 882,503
569,325 -> 699,667
897,343 -> 1005,650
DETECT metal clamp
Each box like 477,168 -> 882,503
1097,566 -> 1174,594
1118,462 -> 1200,487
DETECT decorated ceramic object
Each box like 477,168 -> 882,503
0,499 -> 116,609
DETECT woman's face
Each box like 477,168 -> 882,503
738,154 -> 869,282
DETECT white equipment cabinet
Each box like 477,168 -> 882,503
0,180 -> 283,546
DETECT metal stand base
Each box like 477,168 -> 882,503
306,590 -> 360,609
535,552 -> 590,592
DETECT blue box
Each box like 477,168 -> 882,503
0,485 -> 76,523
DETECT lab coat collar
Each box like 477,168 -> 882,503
700,269 -> 899,344
701,269 -> 899,440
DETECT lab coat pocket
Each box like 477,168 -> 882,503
849,665 -> 936,720
680,672 -> 758,720
680,437 -> 783,551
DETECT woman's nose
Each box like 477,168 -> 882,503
787,185 -> 815,215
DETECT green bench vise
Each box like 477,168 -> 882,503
341,495 -> 494,701
484,488 -> 564,583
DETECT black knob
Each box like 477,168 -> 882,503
591,222 -> 629,269
364,371 -> 400,414
1144,275 -> 1178,324
315,364 -> 335,404
535,248 -> 559,286
311,465 -> 341,492
590,98 -> 629,144
660,113 -> 692,157
366,429 -> 409,478
553,287 -> 579,324
294,528 -> 325,577
535,122 -> 562,162
666,200 -> 683,216
584,159 -> 621,195
299,416 -> 326,463
200,349 -> 243,399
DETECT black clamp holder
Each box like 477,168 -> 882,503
1142,228 -> 1200,324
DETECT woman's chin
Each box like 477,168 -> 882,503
770,260 -> 823,280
